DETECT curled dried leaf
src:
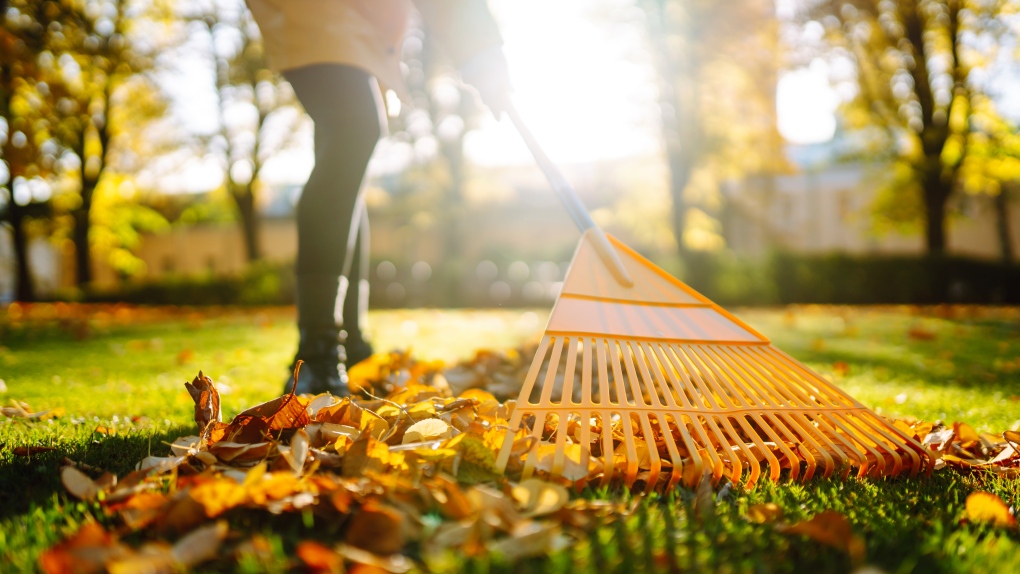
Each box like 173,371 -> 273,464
184,372 -> 221,434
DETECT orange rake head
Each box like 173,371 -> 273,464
495,230 -> 935,492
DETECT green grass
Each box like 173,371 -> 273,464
1,305 -> 1019,573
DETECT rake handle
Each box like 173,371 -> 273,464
505,103 -> 634,288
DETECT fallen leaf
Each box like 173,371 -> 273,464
965,491 -> 1016,529
401,418 -> 454,444
39,522 -> 130,574
184,371 -> 221,434
336,543 -> 413,573
61,466 -> 100,501
345,502 -> 405,555
511,478 -> 568,517
780,510 -> 865,562
747,503 -> 783,524
908,325 -> 937,341
171,521 -> 229,567
12,445 -> 57,456
297,541 -> 343,574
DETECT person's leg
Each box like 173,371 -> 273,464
284,63 -> 380,394
341,206 -> 374,367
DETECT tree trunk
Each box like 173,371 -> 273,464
73,178 -> 95,286
922,165 -> 951,255
644,0 -> 701,256
233,187 -> 261,262
8,199 -> 34,302
996,186 -> 1014,263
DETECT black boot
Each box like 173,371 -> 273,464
287,274 -> 350,396
287,326 -> 350,396
342,329 -> 375,369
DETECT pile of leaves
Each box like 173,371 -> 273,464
38,349 -> 1020,572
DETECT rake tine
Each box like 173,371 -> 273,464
552,409 -> 571,477
599,411 -> 615,487
507,230 -> 929,489
596,339 -> 611,405
560,337 -> 579,407
632,412 -> 658,492
656,413 -> 685,490
521,412 -> 547,480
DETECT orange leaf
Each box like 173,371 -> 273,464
39,522 -> 129,574
781,510 -> 865,562
954,422 -> 981,448
297,541 -> 343,574
189,479 -> 247,517
965,491 -> 1016,529
227,393 -> 310,443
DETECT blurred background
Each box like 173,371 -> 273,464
2,0 -> 1020,308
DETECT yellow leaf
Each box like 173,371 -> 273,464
954,422 -> 981,447
402,418 -> 454,444
747,503 -> 783,524
459,389 -> 497,403
965,491 -> 1017,529
511,479 -> 568,517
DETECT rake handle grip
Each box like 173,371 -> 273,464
505,103 -> 634,287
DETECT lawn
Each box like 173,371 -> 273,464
2,304 -> 1019,573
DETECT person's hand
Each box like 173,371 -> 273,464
460,45 -> 513,117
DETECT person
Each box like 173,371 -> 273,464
245,0 -> 512,396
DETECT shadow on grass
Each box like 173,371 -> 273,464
0,425 -> 191,519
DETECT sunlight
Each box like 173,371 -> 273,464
465,0 -> 659,166
776,63 -> 839,145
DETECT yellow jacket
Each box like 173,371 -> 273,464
246,0 -> 501,98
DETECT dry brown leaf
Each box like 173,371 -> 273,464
345,502 -> 405,555
61,466 -> 100,501
780,510 -> 865,562
336,543 -> 414,573
39,522 -> 131,574
171,521 -> 229,567
184,371 -> 221,434
965,491 -> 1017,529
12,445 -> 57,456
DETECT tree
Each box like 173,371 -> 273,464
638,0 -> 786,255
803,0 -> 1013,254
53,0 -> 157,287
958,93 -> 1020,261
0,0 -> 73,300
196,0 -> 302,263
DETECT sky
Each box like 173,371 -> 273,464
161,0 -> 842,192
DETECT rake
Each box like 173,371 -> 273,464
493,104 -> 934,491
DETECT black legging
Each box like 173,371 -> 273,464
284,64 -> 381,337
